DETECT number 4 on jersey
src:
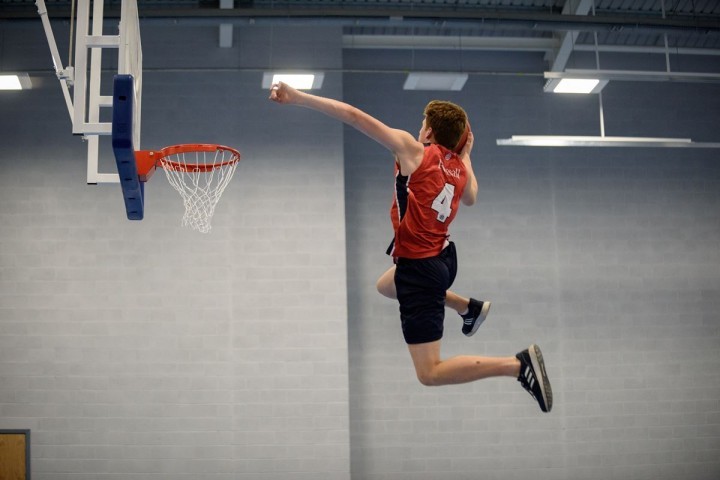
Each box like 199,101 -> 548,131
432,183 -> 455,222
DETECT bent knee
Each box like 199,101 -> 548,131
376,278 -> 395,299
416,370 -> 440,387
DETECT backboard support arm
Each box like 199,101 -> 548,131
35,0 -> 74,120
36,0 -> 142,185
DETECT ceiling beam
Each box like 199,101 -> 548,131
3,6 -> 720,34
343,35 -> 559,52
341,35 -> 720,57
218,0 -> 233,48
573,44 -> 720,56
547,0 -> 595,72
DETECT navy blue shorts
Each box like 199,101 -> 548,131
394,242 -> 458,344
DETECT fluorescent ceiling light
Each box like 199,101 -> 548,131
496,135 -> 720,148
545,69 -> 720,84
404,72 -> 468,91
0,74 -> 31,90
262,72 -> 324,90
544,77 -> 608,94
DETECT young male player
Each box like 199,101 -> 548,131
269,82 -> 552,412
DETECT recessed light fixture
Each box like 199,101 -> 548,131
262,72 -> 324,90
403,72 -> 468,91
544,78 -> 608,94
0,74 -> 32,90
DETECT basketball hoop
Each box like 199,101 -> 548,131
135,144 -> 240,233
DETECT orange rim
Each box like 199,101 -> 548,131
158,144 -> 241,173
135,144 -> 241,180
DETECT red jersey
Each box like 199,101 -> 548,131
389,144 -> 468,259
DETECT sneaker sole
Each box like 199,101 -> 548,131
464,301 -> 491,337
528,344 -> 553,413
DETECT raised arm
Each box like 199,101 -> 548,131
270,82 -> 424,174
459,131 -> 478,206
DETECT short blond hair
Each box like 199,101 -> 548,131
424,100 -> 468,150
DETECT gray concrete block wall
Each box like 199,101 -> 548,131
1,18 -> 720,480
344,72 -> 720,480
0,23 -> 349,480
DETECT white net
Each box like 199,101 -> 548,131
159,146 -> 240,234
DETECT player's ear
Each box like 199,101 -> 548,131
423,126 -> 433,143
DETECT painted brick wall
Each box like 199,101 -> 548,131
344,71 -> 720,480
1,18 -> 720,480
0,23 -> 349,480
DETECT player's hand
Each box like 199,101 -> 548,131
460,131 -> 474,158
269,81 -> 298,104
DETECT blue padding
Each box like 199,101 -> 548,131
112,74 -> 144,220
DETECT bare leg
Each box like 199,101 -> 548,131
408,340 -> 519,386
445,290 -> 470,314
375,266 -> 397,299
376,266 -> 471,315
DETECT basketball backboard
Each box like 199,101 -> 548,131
112,74 -> 145,219
40,1 -> 239,229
